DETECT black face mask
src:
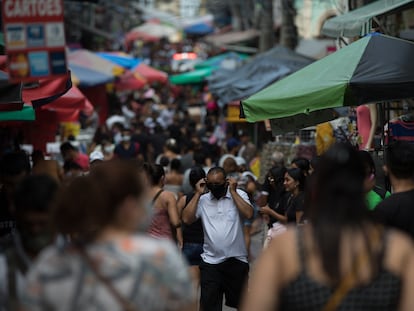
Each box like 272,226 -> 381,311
207,183 -> 228,200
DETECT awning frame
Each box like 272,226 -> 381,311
321,0 -> 414,38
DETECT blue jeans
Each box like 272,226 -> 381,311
182,242 -> 203,266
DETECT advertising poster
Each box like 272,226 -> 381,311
2,0 -> 67,82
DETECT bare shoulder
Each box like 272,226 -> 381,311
161,190 -> 177,201
384,229 -> 414,276
263,226 -> 301,284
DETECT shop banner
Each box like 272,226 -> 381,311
2,0 -> 67,82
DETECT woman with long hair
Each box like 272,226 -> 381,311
241,143 -> 414,311
144,163 -> 183,248
260,168 -> 306,226
21,161 -> 195,311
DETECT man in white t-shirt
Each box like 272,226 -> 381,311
182,167 -> 253,311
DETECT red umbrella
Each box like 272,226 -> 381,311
23,71 -> 72,108
134,63 -> 168,84
115,70 -> 147,92
39,86 -> 93,122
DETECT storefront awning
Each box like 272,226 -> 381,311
322,0 -> 414,38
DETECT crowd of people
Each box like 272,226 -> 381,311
0,133 -> 414,310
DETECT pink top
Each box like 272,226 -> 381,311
74,153 -> 90,171
147,207 -> 173,240
356,105 -> 372,150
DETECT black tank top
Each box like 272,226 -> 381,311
279,228 -> 402,311
182,193 -> 204,244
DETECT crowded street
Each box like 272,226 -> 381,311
1,0 -> 414,310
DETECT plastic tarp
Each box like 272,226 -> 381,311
322,0 -> 414,37
208,46 -> 314,107
0,105 -> 35,121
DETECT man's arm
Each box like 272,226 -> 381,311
182,179 -> 205,225
228,178 -> 253,219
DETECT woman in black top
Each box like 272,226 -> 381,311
177,166 -> 206,287
260,168 -> 305,225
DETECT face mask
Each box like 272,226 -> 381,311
20,230 -> 53,254
104,145 -> 114,153
207,183 -> 228,200
122,136 -> 131,142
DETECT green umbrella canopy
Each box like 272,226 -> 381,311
0,105 -> 35,121
169,67 -> 214,85
242,34 -> 414,123
194,52 -> 249,69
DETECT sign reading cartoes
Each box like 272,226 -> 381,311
2,0 -> 67,82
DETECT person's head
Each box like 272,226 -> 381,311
267,166 -> 287,190
193,152 -> 206,166
270,151 -> 285,167
63,161 -> 83,178
170,158 -> 181,172
31,150 -> 45,166
291,157 -> 310,176
238,129 -> 249,144
89,150 -> 104,168
0,151 -> 31,202
385,141 -> 414,180
284,168 -> 306,194
359,150 -> 376,193
165,138 -> 179,154
206,167 -> 228,200
307,143 -> 368,282
235,156 -> 247,172
309,156 -> 320,175
189,166 -> 206,189
226,137 -> 241,155
143,163 -> 165,186
54,161 -> 148,240
120,129 -> 132,144
14,175 -> 59,257
223,156 -> 238,175
60,142 -> 77,161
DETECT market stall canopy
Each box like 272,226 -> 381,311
204,29 -> 259,46
322,0 -> 414,38
68,49 -> 124,77
0,70 -> 23,111
133,63 -> 168,84
70,64 -> 114,87
0,105 -> 35,121
0,70 -> 72,111
96,52 -> 141,70
125,22 -> 181,45
242,34 -> 414,124
208,46 -> 313,107
195,52 -> 249,70
23,71 -> 73,108
115,70 -> 147,92
132,3 -> 214,30
169,67 -> 214,85
38,86 -> 94,123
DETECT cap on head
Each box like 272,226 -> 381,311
89,150 -> 104,163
